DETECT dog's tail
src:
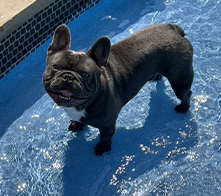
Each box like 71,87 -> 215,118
168,24 -> 186,37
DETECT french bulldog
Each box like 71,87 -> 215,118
43,24 -> 193,155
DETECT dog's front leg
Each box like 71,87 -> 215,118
94,126 -> 115,156
68,121 -> 86,132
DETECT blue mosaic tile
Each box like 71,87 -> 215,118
2,58 -> 7,64
1,66 -> 6,73
3,50 -> 8,56
12,58 -> 16,64
6,62 -> 11,68
0,0 -> 101,79
26,24 -> 31,31
0,45 -> 4,52
7,54 -> 12,61
10,36 -> 15,43
15,32 -> 20,39
5,40 -> 10,48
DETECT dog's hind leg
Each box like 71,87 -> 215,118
173,88 -> 192,113
167,68 -> 193,113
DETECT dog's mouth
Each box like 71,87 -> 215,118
48,89 -> 87,107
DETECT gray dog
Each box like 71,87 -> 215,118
43,24 -> 193,155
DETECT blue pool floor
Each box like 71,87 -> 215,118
1,0 -> 221,195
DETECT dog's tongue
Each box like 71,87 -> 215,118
58,89 -> 86,105
59,90 -> 73,97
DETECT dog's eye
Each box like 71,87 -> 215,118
82,72 -> 89,78
52,64 -> 60,70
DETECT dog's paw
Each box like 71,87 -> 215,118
68,121 -> 85,132
94,141 -> 112,156
174,104 -> 189,113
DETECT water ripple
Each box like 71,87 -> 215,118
119,0 -> 221,195
0,95 -> 74,195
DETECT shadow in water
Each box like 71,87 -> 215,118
63,79 -> 197,196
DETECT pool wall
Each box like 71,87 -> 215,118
0,0 -> 101,80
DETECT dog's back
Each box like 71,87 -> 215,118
108,24 -> 193,111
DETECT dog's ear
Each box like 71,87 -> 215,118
47,25 -> 70,55
87,37 -> 111,67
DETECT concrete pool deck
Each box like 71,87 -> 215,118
0,0 -> 53,41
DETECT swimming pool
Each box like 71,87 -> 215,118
0,0 -> 221,195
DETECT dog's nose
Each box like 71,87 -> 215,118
62,73 -> 74,84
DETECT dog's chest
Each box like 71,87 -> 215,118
63,107 -> 85,122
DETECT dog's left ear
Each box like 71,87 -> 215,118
87,37 -> 111,67
47,25 -> 71,55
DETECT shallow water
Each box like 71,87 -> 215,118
0,0 -> 221,195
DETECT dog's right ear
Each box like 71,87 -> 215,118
86,37 -> 111,67
47,25 -> 71,55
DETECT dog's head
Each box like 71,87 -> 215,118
43,25 -> 111,109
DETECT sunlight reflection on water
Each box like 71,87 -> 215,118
0,95 -> 75,195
